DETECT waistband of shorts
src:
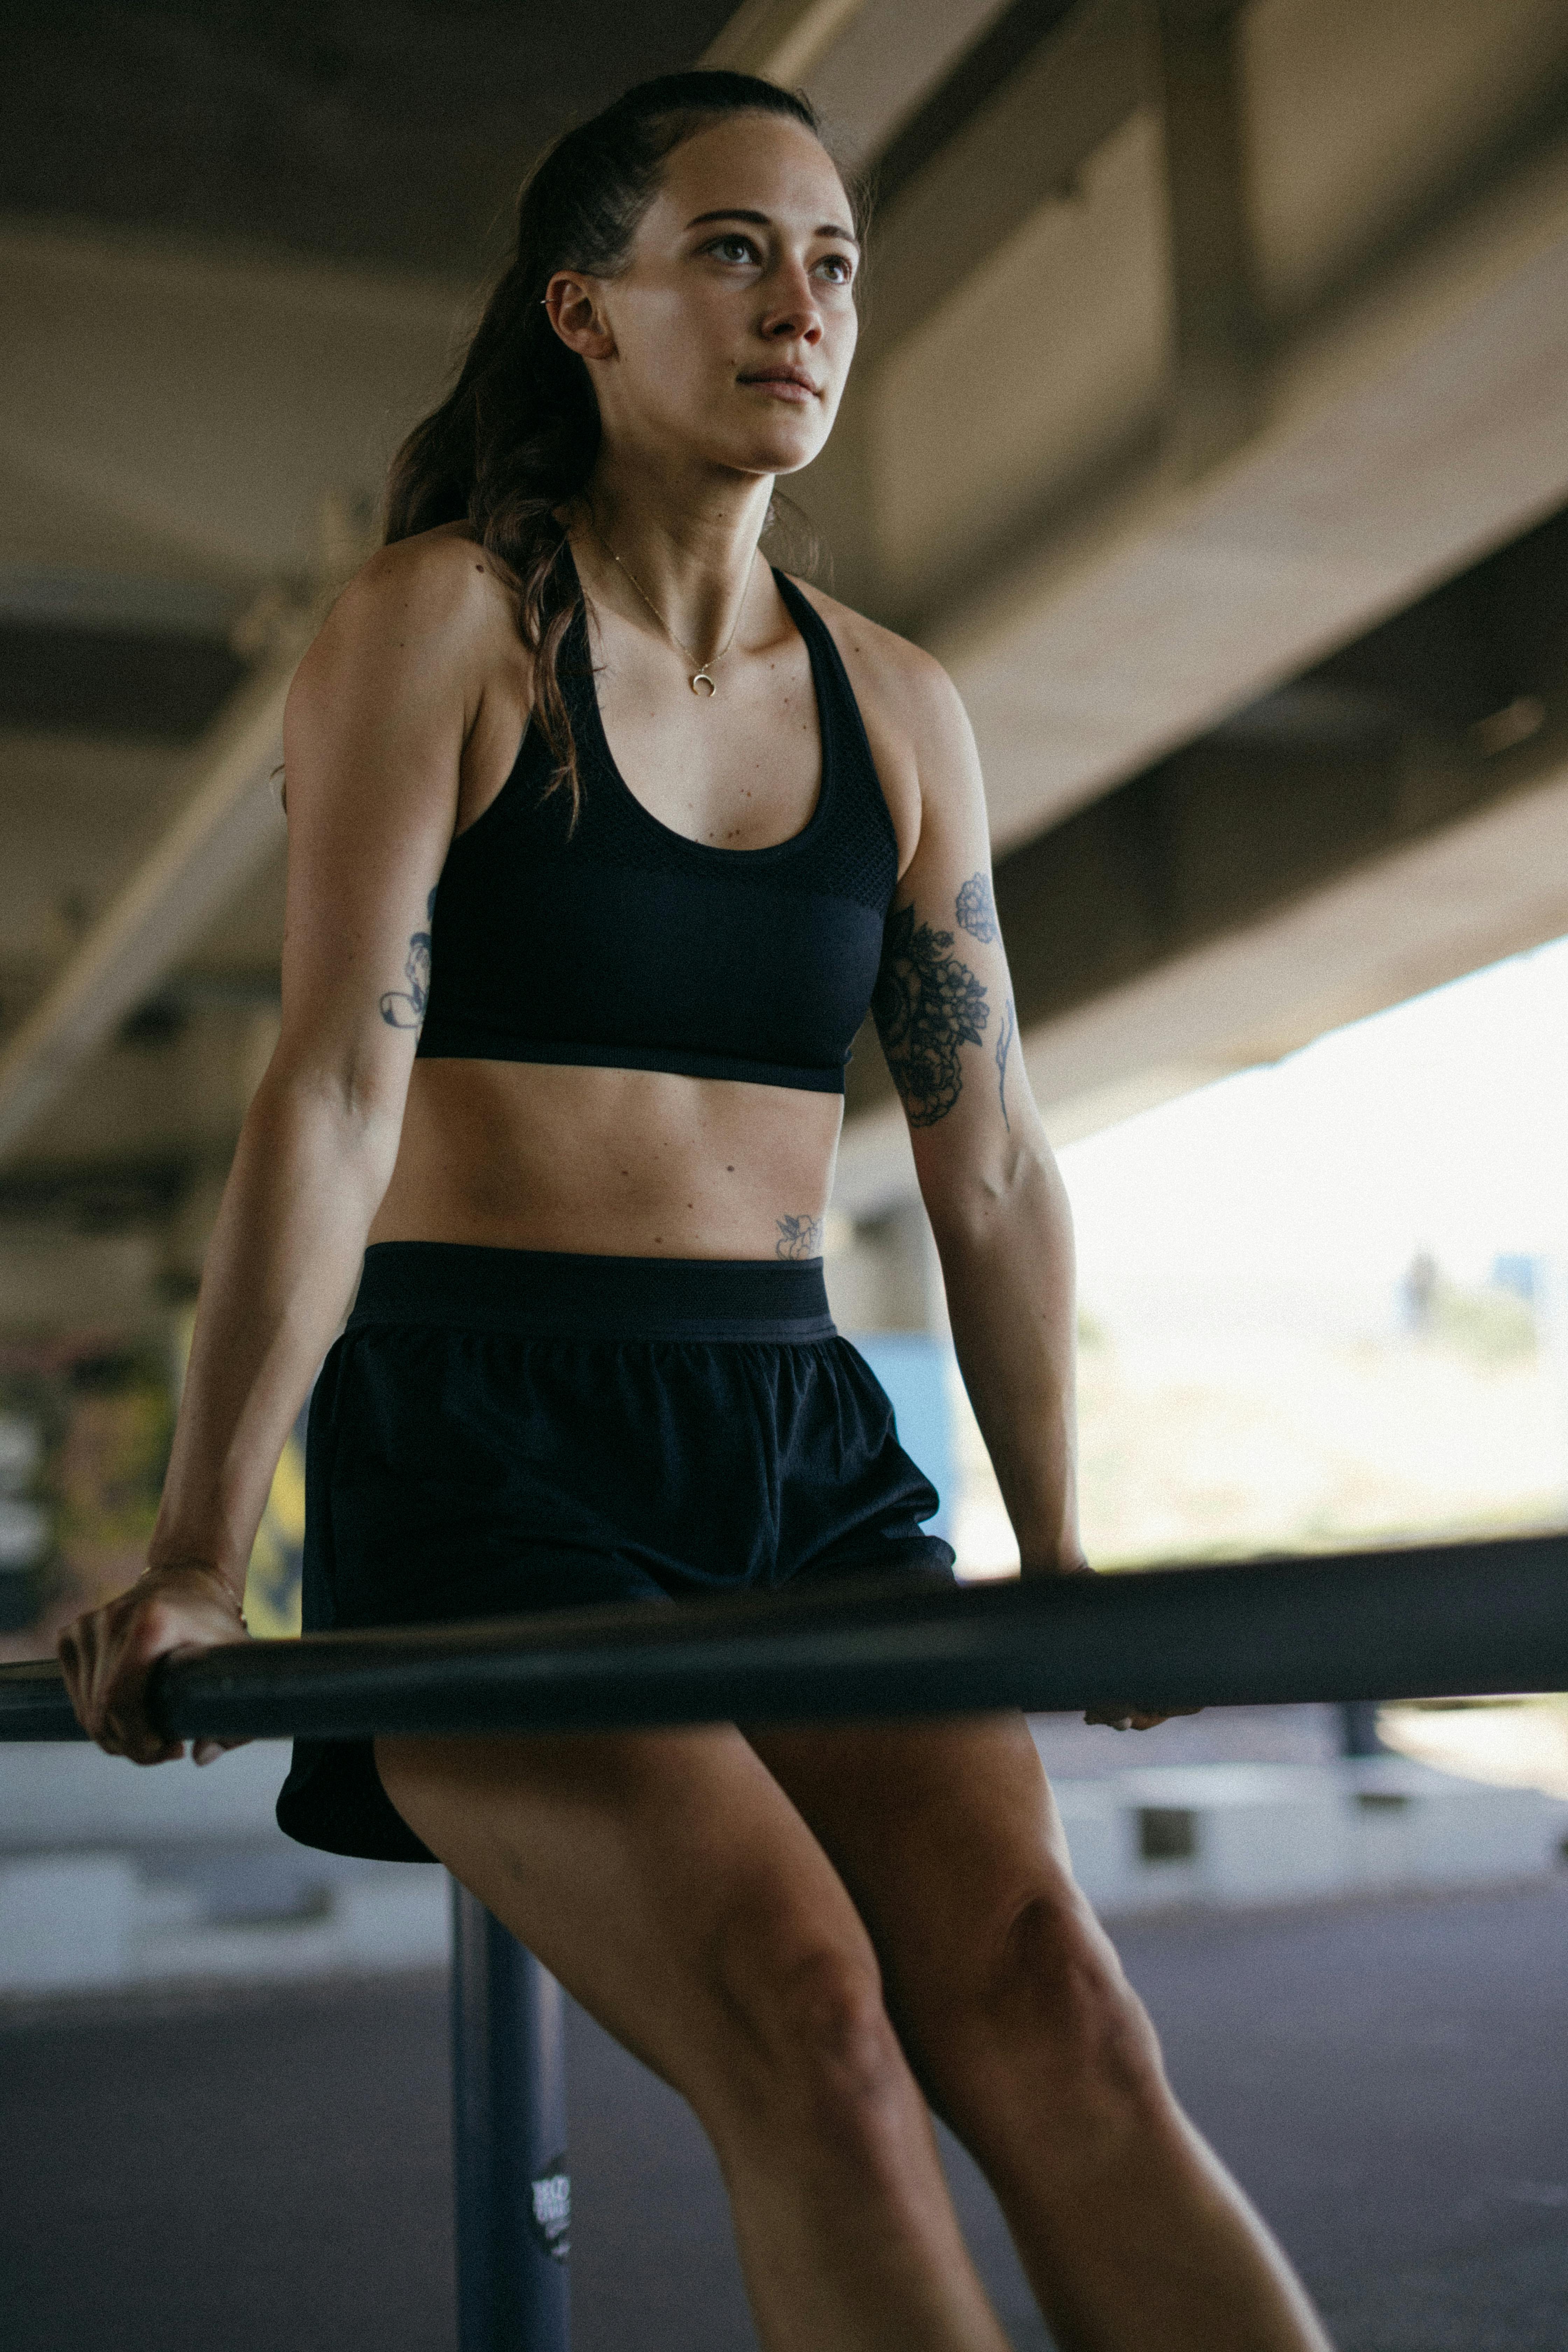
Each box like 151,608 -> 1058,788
345,1241 -> 838,1343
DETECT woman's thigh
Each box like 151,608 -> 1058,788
373,1723 -> 889,2120
743,1713 -> 1111,2067
747,1712 -> 1072,1927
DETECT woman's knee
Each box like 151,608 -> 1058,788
701,1899 -> 910,2148
926,1886 -> 1170,2147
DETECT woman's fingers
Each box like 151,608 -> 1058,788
1083,1704 -> 1206,1731
191,1737 -> 252,1765
98,1647 -> 181,1763
56,1624 -> 88,1726
56,1569 -> 250,1765
57,1616 -> 118,1746
95,1612 -> 165,1756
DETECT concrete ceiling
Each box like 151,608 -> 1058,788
838,497 -> 1568,1210
3,0 -> 1568,1282
793,0 -> 1568,842
1,1 -> 739,280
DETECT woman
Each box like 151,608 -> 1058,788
59,70 -> 1331,2352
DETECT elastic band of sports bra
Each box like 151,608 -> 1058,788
347,1240 -> 838,1343
412,1026 -> 847,1095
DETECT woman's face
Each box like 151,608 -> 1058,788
553,112 -> 860,483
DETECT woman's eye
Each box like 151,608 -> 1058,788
816,254 -> 855,286
710,236 -> 758,264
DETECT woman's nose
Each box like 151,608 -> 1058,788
761,296 -> 823,343
760,263 -> 824,342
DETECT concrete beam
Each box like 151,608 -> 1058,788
1152,0 -> 1262,473
1025,737 -> 1568,1142
701,0 -> 871,83
849,494 -> 1568,1100
833,693 -> 1568,1217
0,623 -> 304,1164
931,128 -> 1568,848
796,0 -> 1039,171
791,0 -> 1568,861
0,218 -> 464,586
790,0 -> 1147,615
856,0 -> 1143,370
834,736 -> 1568,1216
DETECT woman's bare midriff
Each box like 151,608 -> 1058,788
368,1056 -> 844,1259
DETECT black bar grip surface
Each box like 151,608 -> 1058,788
3,1532 -> 1563,1744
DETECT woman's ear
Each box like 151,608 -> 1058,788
544,271 -> 616,364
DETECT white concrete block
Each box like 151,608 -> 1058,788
1048,1758 -> 1568,1920
1341,1759 -> 1568,1892
1051,1781 -> 1125,1904
130,1914 -> 353,1984
0,1853 -> 137,1990
1200,1793 -> 1344,1904
1115,1764 -> 1348,1907
336,1871 -> 450,1969
0,1739 -> 292,1849
125,1866 -> 450,1986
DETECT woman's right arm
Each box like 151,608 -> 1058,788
58,536 -> 490,1764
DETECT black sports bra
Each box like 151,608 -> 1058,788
415,559 -> 899,1094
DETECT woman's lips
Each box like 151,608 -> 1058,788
739,373 -> 818,402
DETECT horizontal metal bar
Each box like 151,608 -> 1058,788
3,1534 -> 1565,1745
0,1661 -> 91,1742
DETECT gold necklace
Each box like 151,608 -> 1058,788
586,513 -> 754,697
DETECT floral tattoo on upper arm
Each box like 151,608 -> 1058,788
954,872 -> 999,943
380,891 -> 436,1030
872,901 -> 989,1126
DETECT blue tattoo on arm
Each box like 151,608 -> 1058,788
955,873 -> 999,943
995,994 -> 1015,1129
380,890 -> 436,1030
872,902 -> 989,1127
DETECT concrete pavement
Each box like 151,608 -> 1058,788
2,1875 -> 1566,2350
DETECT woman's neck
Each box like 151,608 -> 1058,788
572,456 -> 775,654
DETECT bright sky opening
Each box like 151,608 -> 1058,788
1057,933 -> 1568,1343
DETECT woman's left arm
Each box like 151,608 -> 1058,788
870,651 -> 1085,1577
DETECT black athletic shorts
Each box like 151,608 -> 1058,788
276,1241 -> 957,1861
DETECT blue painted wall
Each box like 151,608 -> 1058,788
847,1332 -> 955,1544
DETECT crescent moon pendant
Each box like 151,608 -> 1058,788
691,668 -> 717,697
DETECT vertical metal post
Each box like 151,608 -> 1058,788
450,1879 -> 570,2352
1339,1700 -> 1385,1757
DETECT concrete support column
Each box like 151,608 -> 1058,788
824,1196 -> 946,1335
1149,0 -> 1262,474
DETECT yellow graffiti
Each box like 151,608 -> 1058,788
244,1431 -> 306,1638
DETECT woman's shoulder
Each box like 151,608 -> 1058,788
285,526 -> 526,787
319,523 -> 515,660
288,515 -> 514,696
782,573 -> 974,807
784,574 -> 965,732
